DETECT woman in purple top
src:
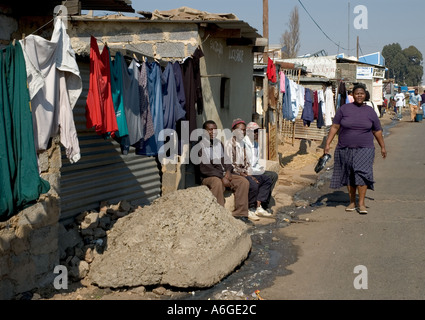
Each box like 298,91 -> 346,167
324,83 -> 387,214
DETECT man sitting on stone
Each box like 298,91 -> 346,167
225,118 -> 273,221
197,120 -> 251,225
244,121 -> 279,213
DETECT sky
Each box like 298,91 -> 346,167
100,0 -> 425,82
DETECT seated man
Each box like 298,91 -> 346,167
244,122 -> 279,213
225,118 -> 273,220
197,120 -> 252,224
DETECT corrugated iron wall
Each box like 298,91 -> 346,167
281,119 -> 330,142
60,61 -> 161,223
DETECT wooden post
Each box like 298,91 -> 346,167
292,122 -> 295,146
263,0 -> 269,151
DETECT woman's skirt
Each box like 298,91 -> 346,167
330,147 -> 375,190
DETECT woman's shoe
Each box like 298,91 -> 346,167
345,204 -> 357,212
358,206 -> 368,214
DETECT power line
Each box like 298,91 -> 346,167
297,0 -> 349,51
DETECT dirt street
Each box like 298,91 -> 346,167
35,112 -> 394,301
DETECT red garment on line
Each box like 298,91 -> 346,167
86,36 -> 118,135
267,57 -> 277,83
313,90 -> 319,119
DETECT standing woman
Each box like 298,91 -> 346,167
324,83 -> 387,214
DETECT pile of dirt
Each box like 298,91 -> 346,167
35,138 -> 327,301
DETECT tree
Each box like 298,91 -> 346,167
382,43 -> 423,86
403,46 -> 423,85
280,6 -> 300,59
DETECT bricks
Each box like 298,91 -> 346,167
0,140 -> 61,299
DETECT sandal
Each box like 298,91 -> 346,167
345,204 -> 357,212
358,206 -> 368,214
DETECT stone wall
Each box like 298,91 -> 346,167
67,19 -> 200,60
0,139 -> 62,300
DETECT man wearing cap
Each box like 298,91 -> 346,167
226,119 -> 273,220
197,120 -> 252,224
244,122 -> 279,213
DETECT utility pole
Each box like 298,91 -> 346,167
347,1 -> 350,57
357,36 -> 359,60
263,0 -> 269,64
263,0 -> 269,115
262,0 -> 269,158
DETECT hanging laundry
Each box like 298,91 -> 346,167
1,42 -> 50,222
313,90 -> 319,119
162,62 -> 186,130
86,36 -> 118,136
172,61 -> 186,111
20,18 -> 82,164
181,47 -> 204,134
109,51 -> 130,154
317,89 -> 325,115
297,84 -> 305,117
281,74 -> 292,120
135,60 -> 154,150
279,71 -> 286,93
267,57 -> 277,83
302,88 -> 314,127
289,79 -> 299,121
317,99 -> 324,129
136,61 -> 164,156
324,86 -> 335,126
193,47 -> 205,115
121,58 -> 143,146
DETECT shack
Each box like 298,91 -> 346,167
0,1 -> 264,299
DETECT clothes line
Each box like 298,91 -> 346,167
86,35 -> 205,157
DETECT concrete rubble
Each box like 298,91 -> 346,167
59,185 -> 252,290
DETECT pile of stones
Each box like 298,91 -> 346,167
59,200 -> 138,283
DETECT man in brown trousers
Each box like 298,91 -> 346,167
197,120 -> 251,224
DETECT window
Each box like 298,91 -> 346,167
220,77 -> 230,109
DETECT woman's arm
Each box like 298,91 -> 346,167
373,130 -> 387,158
324,124 -> 340,154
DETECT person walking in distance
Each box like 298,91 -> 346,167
394,87 -> 405,120
324,83 -> 387,214
420,90 -> 425,113
409,88 -> 422,122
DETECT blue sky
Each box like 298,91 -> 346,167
125,0 -> 424,58
97,0 -> 424,81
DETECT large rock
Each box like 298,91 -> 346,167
88,186 -> 252,289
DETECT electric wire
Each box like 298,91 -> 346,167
297,0 -> 349,51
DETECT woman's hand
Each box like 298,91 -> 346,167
324,145 -> 331,155
381,147 -> 387,159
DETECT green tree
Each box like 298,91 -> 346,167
382,43 -> 423,86
403,46 -> 423,85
